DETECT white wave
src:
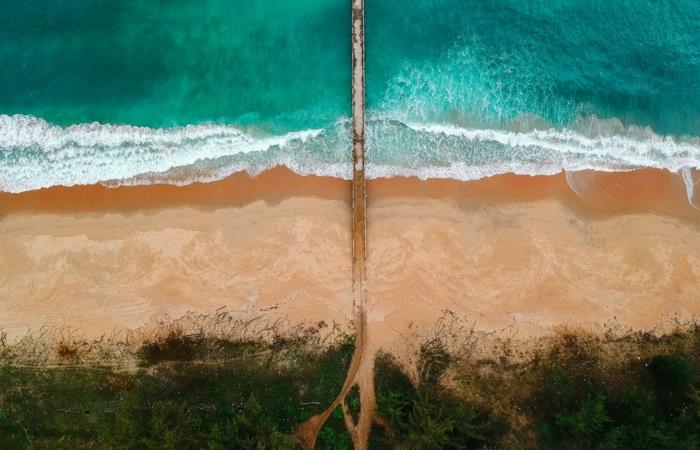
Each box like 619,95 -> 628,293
2,114 -> 700,193
680,167 -> 699,210
0,114 -> 323,193
403,121 -> 700,172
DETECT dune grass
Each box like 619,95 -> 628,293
2,316 -> 699,449
373,323 -> 700,450
0,315 -> 354,450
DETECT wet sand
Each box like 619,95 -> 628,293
1,167 -> 699,344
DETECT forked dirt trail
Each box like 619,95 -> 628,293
297,0 -> 375,448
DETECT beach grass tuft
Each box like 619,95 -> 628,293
0,313 -> 353,449
373,321 -> 700,449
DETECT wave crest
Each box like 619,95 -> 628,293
1,114 -> 699,193
0,114 -> 329,192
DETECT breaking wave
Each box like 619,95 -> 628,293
1,114 -> 699,194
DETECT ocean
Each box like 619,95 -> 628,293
1,0 -> 699,194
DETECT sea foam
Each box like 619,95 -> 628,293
0,114 -> 325,192
1,114 -> 700,193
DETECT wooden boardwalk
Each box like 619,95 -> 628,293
351,0 -> 366,305
296,2 -> 369,447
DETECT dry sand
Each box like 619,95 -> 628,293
1,167 -> 699,348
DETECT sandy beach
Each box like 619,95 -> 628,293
1,167 -> 699,346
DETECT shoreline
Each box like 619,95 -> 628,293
1,166 -> 698,219
1,167 -> 699,343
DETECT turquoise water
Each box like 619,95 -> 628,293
0,0 -> 349,130
1,0 -> 699,192
367,0 -> 700,136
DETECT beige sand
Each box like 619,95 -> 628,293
1,167 -> 699,346
364,168 -> 700,348
0,187 -> 353,337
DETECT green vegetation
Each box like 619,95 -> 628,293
373,325 -> 700,450
318,406 -> 353,450
315,384 -> 361,450
0,324 -> 354,450
1,320 -> 699,449
346,384 -> 361,424
373,347 -> 504,449
531,341 -> 700,449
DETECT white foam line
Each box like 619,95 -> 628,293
0,114 -> 323,192
3,114 -> 700,192
0,114 -> 320,150
405,122 -> 700,167
681,167 -> 699,210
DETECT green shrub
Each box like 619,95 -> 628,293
531,337 -> 700,450
374,352 -> 495,449
346,384 -> 361,424
0,331 -> 354,449
318,412 -> 353,450
418,339 -> 451,386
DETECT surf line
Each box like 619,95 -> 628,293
296,1 -> 371,448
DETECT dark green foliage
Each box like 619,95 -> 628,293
532,345 -> 700,450
649,355 -> 693,390
649,355 -> 694,414
308,335 -> 356,415
418,339 -> 451,386
346,384 -> 361,424
0,332 -> 354,449
367,422 -> 392,450
374,328 -> 700,450
3,324 -> 700,449
0,366 -> 127,450
374,352 -> 497,450
105,366 -> 301,449
318,408 -> 353,450
539,392 -> 610,448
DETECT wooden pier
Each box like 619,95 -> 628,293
296,2 -> 369,447
351,0 -> 366,303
